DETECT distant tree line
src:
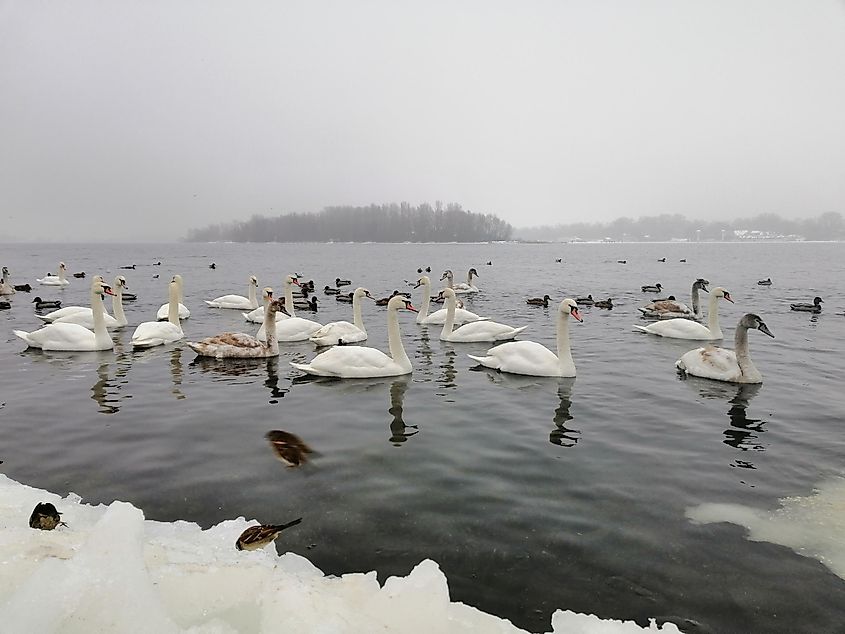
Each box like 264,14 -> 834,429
515,211 -> 845,242
186,202 -> 513,243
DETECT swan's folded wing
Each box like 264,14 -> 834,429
199,332 -> 262,349
301,346 -> 394,374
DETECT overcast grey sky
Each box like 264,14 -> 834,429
2,1 -> 844,241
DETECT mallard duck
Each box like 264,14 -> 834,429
575,295 -> 594,305
526,295 -> 551,307
324,285 -> 341,295
335,277 -> 352,287
594,298 -> 613,309
0,300 -> 10,310
641,283 -> 662,293
14,283 -> 32,293
375,290 -> 401,306
32,297 -> 62,309
658,257 -> 666,262
295,296 -> 318,311
790,297 -> 823,312
336,292 -> 354,303
757,278 -> 772,286
72,272 -> 86,278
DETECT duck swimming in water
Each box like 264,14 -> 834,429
526,295 -> 551,307
757,278 -> 772,286
641,283 -> 662,293
790,296 -> 823,313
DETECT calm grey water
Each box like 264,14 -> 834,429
2,242 -> 844,633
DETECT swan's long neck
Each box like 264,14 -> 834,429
445,273 -> 454,290
691,284 -> 701,316
706,293 -> 722,338
91,290 -> 110,347
248,281 -> 257,307
112,284 -> 126,325
167,283 -> 180,326
734,324 -> 759,380
352,293 -> 366,332
58,267 -> 66,283
176,276 -> 184,303
417,281 -> 431,320
440,294 -> 456,339
466,270 -> 473,285
556,311 -> 575,373
387,305 -> 412,372
284,282 -> 298,318
264,304 -> 280,355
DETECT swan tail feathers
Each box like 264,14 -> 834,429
203,301 -> 216,307
13,330 -> 32,345
467,354 -> 496,368
186,342 -> 203,354
632,325 -> 650,333
289,361 -> 314,373
512,326 -> 528,336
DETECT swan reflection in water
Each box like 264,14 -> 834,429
169,347 -> 185,400
549,379 -> 579,447
190,356 -> 289,402
686,379 -> 765,464
90,352 -> 132,414
471,368 -> 580,447
291,374 -> 418,445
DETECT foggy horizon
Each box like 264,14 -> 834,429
2,1 -> 844,243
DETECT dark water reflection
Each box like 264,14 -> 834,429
471,368 -> 581,447
686,378 -> 766,459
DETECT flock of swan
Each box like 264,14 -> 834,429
1,261 -> 800,386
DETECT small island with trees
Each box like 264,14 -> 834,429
186,202 -> 513,243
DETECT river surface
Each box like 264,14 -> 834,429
1,241 -> 844,633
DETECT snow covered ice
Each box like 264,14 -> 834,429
0,474 -> 682,633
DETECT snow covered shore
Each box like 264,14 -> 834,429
0,474 -> 681,633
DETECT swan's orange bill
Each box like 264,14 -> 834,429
571,307 -> 583,322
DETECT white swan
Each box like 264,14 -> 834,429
131,278 -> 184,348
0,267 -> 15,295
308,287 -> 374,346
257,275 -> 322,343
36,262 -> 70,286
14,276 -> 115,351
438,288 -> 526,342
50,276 -> 129,329
187,294 -> 288,358
676,313 -> 774,383
156,274 -> 191,320
468,298 -> 582,377
205,275 -> 259,309
414,276 -> 487,325
441,268 -> 479,294
37,303 -> 88,322
243,287 -> 290,323
639,278 -> 709,319
290,294 -> 417,378
633,287 -> 733,340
